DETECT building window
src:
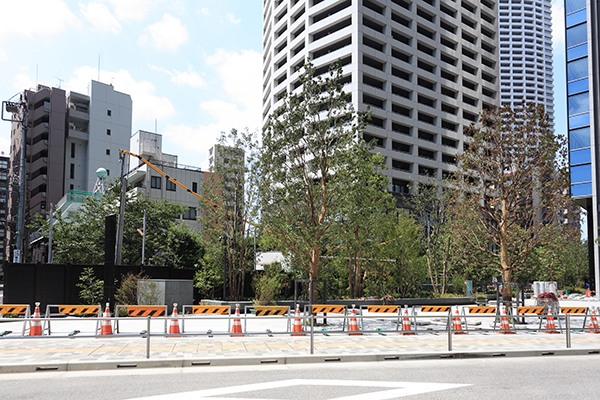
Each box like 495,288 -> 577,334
107,109 -> 112,116
106,169 -> 110,176
166,179 -> 176,191
70,184 -> 74,190
106,149 -> 110,155
70,163 -> 75,179
107,129 -> 111,135
71,143 -> 75,158
192,182 -> 198,193
183,207 -> 197,220
151,176 -> 161,189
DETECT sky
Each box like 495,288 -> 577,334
0,0 -> 567,171
0,0 -> 262,170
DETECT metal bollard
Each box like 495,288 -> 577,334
146,316 -> 151,359
310,313 -> 314,355
447,316 -> 452,351
566,314 -> 571,349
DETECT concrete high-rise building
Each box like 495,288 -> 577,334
261,0 -> 499,197
7,81 -> 131,262
0,155 -> 9,268
498,0 -> 554,124
564,0 -> 600,293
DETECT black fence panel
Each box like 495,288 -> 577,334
2,263 -> 199,309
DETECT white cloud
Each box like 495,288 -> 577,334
80,2 -> 122,34
12,69 -> 36,93
0,0 -> 80,40
551,0 -> 565,51
139,13 -> 188,51
150,64 -> 206,88
163,49 -> 262,167
0,50 -> 7,62
226,13 -> 241,24
200,7 -> 210,16
108,0 -> 154,21
65,66 -> 176,121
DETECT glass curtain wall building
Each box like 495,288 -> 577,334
565,0 -> 600,293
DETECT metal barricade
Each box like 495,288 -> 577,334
244,306 -> 291,333
115,305 -> 167,334
43,305 -> 101,335
0,304 -> 31,335
360,305 -> 401,331
181,305 -> 231,333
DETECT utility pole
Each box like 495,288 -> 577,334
2,96 -> 28,263
115,152 -> 128,265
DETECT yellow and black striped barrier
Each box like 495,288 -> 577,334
517,306 -> 545,315
561,307 -> 587,314
420,306 -> 451,313
468,306 -> 497,314
311,305 -> 346,314
366,305 -> 399,313
44,304 -> 102,335
254,306 -> 289,316
186,305 -> 230,315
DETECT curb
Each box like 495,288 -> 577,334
1,348 -> 599,374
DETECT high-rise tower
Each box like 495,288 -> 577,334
498,0 -> 555,125
262,0 -> 500,198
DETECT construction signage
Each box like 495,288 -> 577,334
0,305 -> 29,315
254,306 -> 289,316
188,306 -> 230,315
517,306 -> 545,315
468,306 -> 497,314
420,306 -> 451,313
127,306 -> 166,317
311,305 -> 345,314
58,306 -> 100,315
366,306 -> 399,314
560,307 -> 587,314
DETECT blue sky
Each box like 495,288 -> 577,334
0,0 -> 567,170
0,0 -> 263,169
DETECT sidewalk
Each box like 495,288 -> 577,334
1,298 -> 600,374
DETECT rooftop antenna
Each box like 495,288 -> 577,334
93,167 -> 109,194
155,118 -> 157,134
54,76 -> 63,89
97,54 -> 101,82
36,65 -> 38,88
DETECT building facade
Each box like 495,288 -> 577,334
128,130 -> 210,231
498,0 -> 554,124
7,81 -> 132,262
262,0 -> 500,197
564,0 -> 600,293
0,155 -> 9,270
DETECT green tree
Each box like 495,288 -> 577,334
453,102 -> 579,298
76,267 -> 104,305
201,128 -> 260,301
259,60 -> 376,296
31,184 -> 196,266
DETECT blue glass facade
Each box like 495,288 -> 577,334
565,0 -> 591,197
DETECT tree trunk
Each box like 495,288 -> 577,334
500,198 -> 512,302
309,246 -> 320,302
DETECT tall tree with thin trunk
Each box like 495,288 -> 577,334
453,102 -> 579,299
259,61 -> 373,298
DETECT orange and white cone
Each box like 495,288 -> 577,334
587,309 -> 600,334
168,303 -> 181,337
586,288 -> 591,298
401,307 -> 415,335
99,303 -> 113,336
452,308 -> 466,335
231,304 -> 243,337
545,308 -> 559,334
498,306 -> 515,334
348,304 -> 361,335
29,302 -> 42,336
292,304 -> 305,336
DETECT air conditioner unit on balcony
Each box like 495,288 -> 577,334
42,174 -> 47,180
43,157 -> 48,162
41,192 -> 46,198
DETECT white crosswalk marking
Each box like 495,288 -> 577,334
126,379 -> 470,400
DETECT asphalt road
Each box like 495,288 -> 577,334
0,354 -> 597,400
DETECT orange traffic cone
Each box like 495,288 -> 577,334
452,308 -> 466,335
29,302 -> 42,336
231,304 -> 243,337
347,304 -> 361,335
498,306 -> 515,334
401,307 -> 415,335
168,303 -> 181,337
587,309 -> 600,334
291,304 -> 305,336
586,288 -> 591,298
99,303 -> 113,336
545,308 -> 559,334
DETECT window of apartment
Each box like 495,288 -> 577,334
70,184 -> 74,190
192,182 -> 198,193
151,176 -> 161,189
106,149 -> 110,155
107,109 -> 112,116
106,169 -> 110,176
70,163 -> 75,179
107,129 -> 111,136
183,207 -> 197,220
71,143 -> 75,158
166,179 -> 176,191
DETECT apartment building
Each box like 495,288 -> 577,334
7,81 -> 132,262
498,0 -> 555,124
564,0 -> 600,293
128,130 -> 210,231
261,0 -> 500,198
0,155 -> 9,266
